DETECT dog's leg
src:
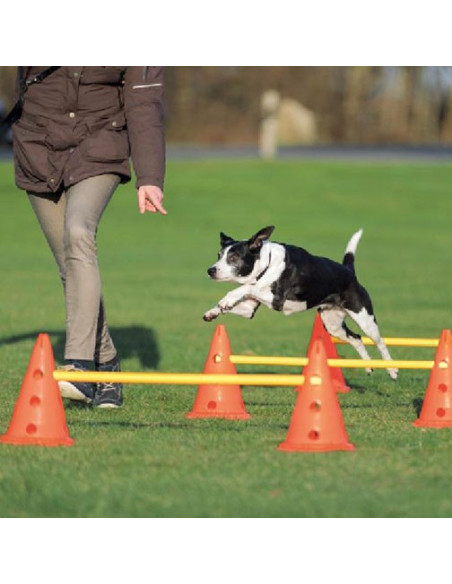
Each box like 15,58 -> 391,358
203,285 -> 257,321
227,299 -> 261,319
345,307 -> 398,380
203,285 -> 274,321
319,308 -> 374,375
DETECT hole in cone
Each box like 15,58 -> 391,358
310,401 -> 321,411
438,383 -> 448,393
213,353 -> 222,363
26,423 -> 38,435
310,375 -> 322,386
437,408 -> 446,418
308,430 -> 320,440
207,401 -> 217,410
29,396 -> 41,406
33,369 -> 44,380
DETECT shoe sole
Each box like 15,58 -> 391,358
58,381 -> 93,403
94,403 -> 122,409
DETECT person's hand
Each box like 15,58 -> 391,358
137,185 -> 168,215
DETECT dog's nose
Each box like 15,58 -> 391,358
207,266 -> 216,278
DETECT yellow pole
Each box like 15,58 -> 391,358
53,370 -> 307,387
326,358 -> 435,369
230,355 -> 309,367
332,337 -> 439,347
230,355 -> 436,369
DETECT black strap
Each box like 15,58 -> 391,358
0,66 -> 61,129
24,66 -> 60,89
256,251 -> 272,281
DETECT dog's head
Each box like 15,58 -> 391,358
207,226 -> 275,283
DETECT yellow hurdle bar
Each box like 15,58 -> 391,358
332,337 -> 439,347
53,371 -> 306,387
230,355 -> 436,369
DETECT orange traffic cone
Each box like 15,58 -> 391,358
0,334 -> 74,446
279,336 -> 355,452
305,312 -> 350,393
413,329 -> 452,428
187,324 -> 251,420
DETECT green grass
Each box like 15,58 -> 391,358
0,158 -> 451,517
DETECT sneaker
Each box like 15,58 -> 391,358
93,357 -> 123,409
58,361 -> 95,404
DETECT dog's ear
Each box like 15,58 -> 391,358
220,232 -> 235,248
249,226 -> 275,251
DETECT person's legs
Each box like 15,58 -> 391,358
28,174 -> 122,404
63,174 -> 120,362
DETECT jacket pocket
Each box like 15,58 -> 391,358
12,123 -> 49,183
83,114 -> 129,163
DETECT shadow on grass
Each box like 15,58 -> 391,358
71,419 -> 193,430
0,325 -> 160,369
412,397 -> 424,417
345,379 -> 393,397
70,419 -> 255,431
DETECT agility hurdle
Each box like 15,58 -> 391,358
53,356 -> 443,387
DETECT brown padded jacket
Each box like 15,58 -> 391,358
12,66 -> 165,193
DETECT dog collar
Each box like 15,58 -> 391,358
256,251 -> 272,281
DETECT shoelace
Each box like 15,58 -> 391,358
98,381 -> 120,393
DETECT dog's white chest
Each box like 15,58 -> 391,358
282,299 -> 308,315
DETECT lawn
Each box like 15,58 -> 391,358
0,158 -> 451,517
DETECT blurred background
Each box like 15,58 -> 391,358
1,66 -> 452,152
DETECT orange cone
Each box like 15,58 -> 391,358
279,336 -> 355,452
413,329 -> 452,428
187,325 -> 251,420
0,334 -> 74,447
305,312 -> 350,393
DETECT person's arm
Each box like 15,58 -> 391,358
123,67 -> 167,215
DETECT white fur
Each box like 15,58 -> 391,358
282,300 -> 308,315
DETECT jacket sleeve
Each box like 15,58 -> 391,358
123,67 -> 166,190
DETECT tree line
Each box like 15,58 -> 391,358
1,67 -> 451,144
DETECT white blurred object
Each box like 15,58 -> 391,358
259,89 -> 280,160
277,99 -> 318,145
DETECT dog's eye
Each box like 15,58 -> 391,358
228,252 -> 239,262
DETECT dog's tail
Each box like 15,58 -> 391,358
343,229 -> 363,273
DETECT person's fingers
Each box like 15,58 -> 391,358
150,197 -> 167,214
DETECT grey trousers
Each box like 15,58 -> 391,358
28,174 -> 120,362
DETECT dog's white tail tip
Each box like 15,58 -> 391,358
345,228 -> 363,256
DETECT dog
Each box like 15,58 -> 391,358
203,226 -> 398,380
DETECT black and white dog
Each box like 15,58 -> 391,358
203,226 -> 398,380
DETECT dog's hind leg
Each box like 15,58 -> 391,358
345,307 -> 398,380
319,307 -> 374,374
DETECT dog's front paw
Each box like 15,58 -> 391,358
203,307 -> 221,322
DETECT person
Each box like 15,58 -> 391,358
11,66 -> 167,408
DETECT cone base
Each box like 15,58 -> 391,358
186,411 -> 251,420
334,382 -> 350,394
413,419 -> 452,428
0,434 -> 74,447
278,440 -> 355,452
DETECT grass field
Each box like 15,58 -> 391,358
0,158 -> 451,518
